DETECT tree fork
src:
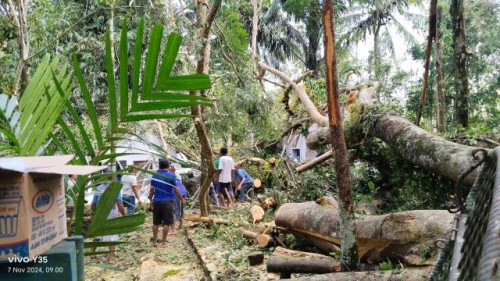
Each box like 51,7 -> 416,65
191,0 -> 222,216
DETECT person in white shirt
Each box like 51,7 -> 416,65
121,167 -> 141,214
217,147 -> 235,207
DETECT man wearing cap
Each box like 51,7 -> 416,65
234,165 -> 254,203
149,159 -> 185,247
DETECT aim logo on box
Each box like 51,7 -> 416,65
32,190 -> 54,214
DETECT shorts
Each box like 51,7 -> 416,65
153,201 -> 175,225
218,182 -> 234,196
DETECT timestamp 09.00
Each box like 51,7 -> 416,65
7,266 -> 64,274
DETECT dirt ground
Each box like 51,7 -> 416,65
84,203 -> 281,281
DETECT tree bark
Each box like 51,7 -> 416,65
248,251 -> 264,266
372,21 -> 382,81
258,62 -> 328,127
7,0 -> 29,95
275,201 -> 454,264
267,256 -> 341,274
251,0 -> 261,72
191,0 -> 222,216
416,0 -> 437,127
450,0 -> 470,128
291,267 -> 432,281
306,107 -> 489,187
296,150 -> 333,173
435,6 -> 446,133
322,0 -> 358,269
242,230 -> 272,247
273,246 -> 335,260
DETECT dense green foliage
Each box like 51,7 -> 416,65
0,0 -> 497,215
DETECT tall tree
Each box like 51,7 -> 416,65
338,0 -> 423,80
450,0 -> 470,127
416,0 -> 437,126
6,0 -> 29,95
253,0 -> 305,69
251,0 -> 262,72
281,0 -> 323,74
191,0 -> 222,216
435,5 -> 445,132
322,0 -> 358,270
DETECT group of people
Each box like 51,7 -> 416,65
212,147 -> 255,207
83,148 -> 254,258
87,159 -> 188,259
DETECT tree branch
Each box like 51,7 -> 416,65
296,150 -> 333,174
258,62 -> 328,127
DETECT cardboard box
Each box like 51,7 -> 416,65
0,155 -> 105,262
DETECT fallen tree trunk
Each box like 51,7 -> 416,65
275,201 -> 454,264
306,108 -> 489,187
291,267 -> 432,281
267,256 -> 341,274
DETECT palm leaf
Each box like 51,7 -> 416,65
86,182 -> 145,238
73,54 -> 103,148
105,27 -> 118,132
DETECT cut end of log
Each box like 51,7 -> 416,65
248,251 -> 265,266
251,205 -> 265,224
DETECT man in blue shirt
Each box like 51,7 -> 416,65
234,165 -> 254,203
148,159 -> 185,247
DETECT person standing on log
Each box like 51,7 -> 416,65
234,165 -> 254,203
149,159 -> 185,247
217,147 -> 235,207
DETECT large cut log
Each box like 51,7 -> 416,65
250,205 -> 265,224
242,230 -> 273,247
275,201 -> 454,263
266,256 -> 341,274
291,267 -> 432,281
306,108 -> 489,187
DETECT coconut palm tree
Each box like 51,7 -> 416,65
338,0 -> 424,79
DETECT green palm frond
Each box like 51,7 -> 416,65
66,18 -> 213,239
0,54 -> 73,157
73,54 -> 104,148
389,14 -> 420,47
380,28 -> 397,62
0,94 -> 20,156
86,182 -> 145,238
114,19 -> 212,122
